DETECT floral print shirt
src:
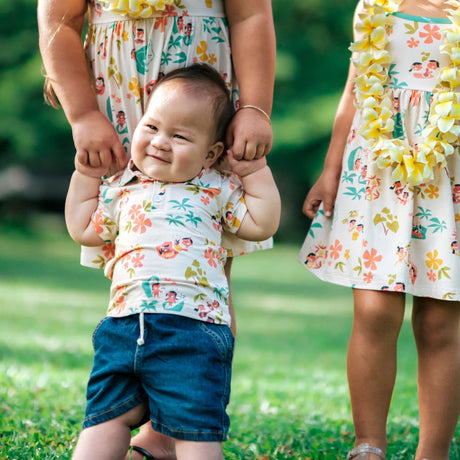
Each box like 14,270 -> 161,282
92,162 -> 247,325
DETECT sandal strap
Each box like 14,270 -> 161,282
347,443 -> 385,460
131,445 -> 156,460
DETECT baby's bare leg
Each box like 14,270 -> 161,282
73,403 -> 146,460
174,440 -> 224,460
129,423 -> 176,460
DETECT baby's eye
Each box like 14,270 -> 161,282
173,133 -> 187,140
146,124 -> 158,131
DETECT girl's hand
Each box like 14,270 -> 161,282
303,169 -> 341,219
72,110 -> 127,177
227,149 -> 267,177
226,108 -> 272,161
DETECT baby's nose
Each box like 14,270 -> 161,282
151,133 -> 169,149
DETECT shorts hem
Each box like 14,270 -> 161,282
82,393 -> 145,429
150,419 -> 228,442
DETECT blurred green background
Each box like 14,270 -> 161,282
0,0 -> 355,241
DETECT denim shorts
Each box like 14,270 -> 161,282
83,313 -> 234,442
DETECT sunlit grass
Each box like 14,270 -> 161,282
0,223 -> 458,459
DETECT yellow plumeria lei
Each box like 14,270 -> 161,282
100,0 -> 175,18
351,0 -> 460,185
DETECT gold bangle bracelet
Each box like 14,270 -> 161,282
238,105 -> 271,124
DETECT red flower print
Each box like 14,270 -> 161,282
363,248 -> 382,271
410,90 -> 421,107
407,37 -> 419,48
419,24 -> 441,44
92,209 -> 105,234
201,195 -> 210,205
102,242 -> 115,260
154,17 -> 168,33
129,204 -> 143,219
328,239 -> 343,260
162,5 -> 177,16
113,286 -> 127,313
203,187 -> 221,198
427,269 -> 437,282
132,214 -> 152,233
204,248 -> 218,267
363,272 -> 374,284
114,21 -> 122,36
131,252 -> 145,268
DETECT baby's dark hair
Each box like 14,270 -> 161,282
148,64 -> 234,143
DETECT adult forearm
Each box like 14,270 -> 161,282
228,4 -> 276,113
38,3 -> 97,123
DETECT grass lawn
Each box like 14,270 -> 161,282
0,219 -> 458,459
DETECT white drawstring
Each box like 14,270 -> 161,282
137,312 -> 145,345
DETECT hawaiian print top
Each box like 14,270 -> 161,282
389,13 -> 451,92
92,161 -> 247,326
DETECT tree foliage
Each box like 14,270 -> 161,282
0,0 -> 357,240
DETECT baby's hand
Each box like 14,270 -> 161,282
226,107 -> 272,160
72,110 -> 127,176
74,155 -> 109,179
227,150 -> 267,178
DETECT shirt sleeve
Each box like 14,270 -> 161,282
90,181 -> 120,242
220,172 -> 248,234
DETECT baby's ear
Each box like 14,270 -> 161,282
205,141 -> 224,167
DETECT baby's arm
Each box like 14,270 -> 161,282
227,153 -> 281,241
225,0 -> 276,160
302,3 -> 364,219
38,0 -> 127,174
65,163 -> 105,247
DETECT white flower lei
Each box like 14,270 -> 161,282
100,0 -> 175,18
351,0 -> 460,185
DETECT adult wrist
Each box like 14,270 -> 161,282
237,105 -> 271,124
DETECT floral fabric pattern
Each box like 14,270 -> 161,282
93,163 -> 247,326
298,14 -> 460,300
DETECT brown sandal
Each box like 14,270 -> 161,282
347,443 -> 385,460
131,445 -> 156,460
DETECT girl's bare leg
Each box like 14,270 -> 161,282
412,297 -> 460,460
347,289 -> 406,458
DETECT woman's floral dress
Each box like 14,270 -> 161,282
298,13 -> 460,301
82,0 -> 270,268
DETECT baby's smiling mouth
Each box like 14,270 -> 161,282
148,152 -> 171,163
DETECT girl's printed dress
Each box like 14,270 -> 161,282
298,13 -> 460,301
82,0 -> 270,269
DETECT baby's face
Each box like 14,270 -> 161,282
131,80 -> 222,183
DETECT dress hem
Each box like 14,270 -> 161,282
297,256 -> 460,302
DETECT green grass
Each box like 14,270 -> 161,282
0,221 -> 458,459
